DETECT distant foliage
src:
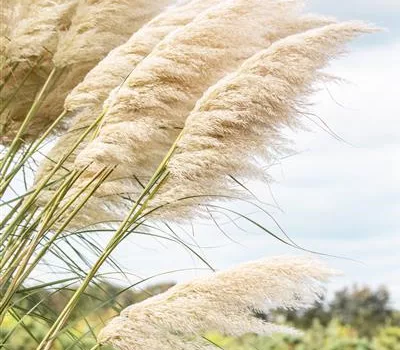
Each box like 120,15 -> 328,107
374,327 -> 400,350
208,320 -> 399,350
286,285 -> 399,337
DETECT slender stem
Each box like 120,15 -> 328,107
0,171 -> 114,323
0,62 -> 19,93
0,208 -> 38,271
0,67 -> 58,177
0,167 -> 111,309
0,110 -> 68,190
0,58 -> 44,115
0,109 -> 105,228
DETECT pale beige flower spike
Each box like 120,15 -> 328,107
99,256 -> 338,350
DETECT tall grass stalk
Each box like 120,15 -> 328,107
0,67 -> 59,179
0,167 -> 114,320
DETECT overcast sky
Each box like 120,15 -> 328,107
95,0 -> 400,307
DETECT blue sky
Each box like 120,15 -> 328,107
100,0 -> 400,307
308,0 -> 400,36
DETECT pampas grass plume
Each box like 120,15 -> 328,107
53,0 -> 172,68
99,256 -> 338,350
39,0 -> 173,135
64,0 -> 221,113
0,0 -> 17,55
1,0 -> 171,143
0,0 -> 78,143
149,21 -> 376,221
6,0 -> 78,61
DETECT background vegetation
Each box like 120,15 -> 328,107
1,283 -> 399,349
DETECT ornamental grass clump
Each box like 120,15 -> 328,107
0,2 -> 378,349
50,0 -> 335,226
98,256 -> 338,350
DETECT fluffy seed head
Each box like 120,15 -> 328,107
99,256 -> 338,350
76,0 -> 311,171
0,0 -> 18,56
147,22 -> 376,221
0,0 -> 78,144
64,0 -> 222,114
53,0 -> 172,68
39,0 -> 173,135
6,0 -> 78,61
0,0 -> 171,144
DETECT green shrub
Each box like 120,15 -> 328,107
374,327 -> 400,350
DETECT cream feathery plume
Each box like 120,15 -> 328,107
63,0 -> 220,113
1,0 -> 38,65
0,0 -> 171,143
0,0 -> 78,143
67,1 -> 336,225
98,256 -> 338,350
0,0 -> 17,56
39,0 -> 173,129
34,0 -> 222,187
147,22 -> 376,221
52,0 -> 173,68
6,0 -> 78,62
0,0 -> 15,79
1,0 -> 67,61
